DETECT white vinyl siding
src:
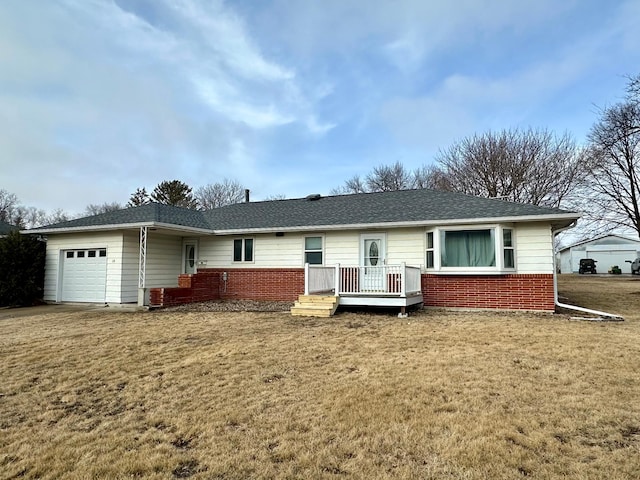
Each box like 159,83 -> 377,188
515,223 -> 554,274
120,231 -> 140,303
44,232 -> 124,303
324,231 -> 360,265
192,224 -> 556,275
386,228 -> 425,267
199,235 -> 303,268
145,234 -> 182,287
121,232 -> 182,302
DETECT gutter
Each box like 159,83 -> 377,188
552,223 -> 624,320
214,212 -> 581,236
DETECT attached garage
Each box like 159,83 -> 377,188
61,248 -> 107,302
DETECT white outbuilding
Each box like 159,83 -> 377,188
558,234 -> 640,274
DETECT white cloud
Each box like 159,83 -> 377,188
0,0 -> 334,212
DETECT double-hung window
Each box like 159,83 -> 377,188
426,232 -> 435,268
233,238 -> 254,262
503,229 -> 515,268
426,226 -> 515,272
304,236 -> 323,265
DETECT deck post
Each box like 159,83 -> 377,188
334,263 -> 340,295
304,263 -> 309,295
400,262 -> 406,297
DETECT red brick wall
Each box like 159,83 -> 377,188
199,268 -> 304,302
149,269 -> 555,311
421,274 -> 555,311
150,268 -> 305,307
149,271 -> 221,307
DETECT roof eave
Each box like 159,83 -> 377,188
25,222 -> 215,235
213,213 -> 582,235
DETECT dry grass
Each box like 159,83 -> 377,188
1,275 -> 640,479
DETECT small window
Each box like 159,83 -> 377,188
88,250 -> 96,258
66,251 -> 74,258
503,229 -> 515,269
304,236 -> 323,265
233,238 -> 254,262
77,251 -> 85,258
99,249 -> 107,257
426,231 -> 434,268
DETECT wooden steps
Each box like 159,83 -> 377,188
291,295 -> 339,317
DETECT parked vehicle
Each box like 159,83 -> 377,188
625,258 -> 640,275
608,265 -> 622,274
578,258 -> 597,274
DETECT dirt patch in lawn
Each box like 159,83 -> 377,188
1,276 -> 639,479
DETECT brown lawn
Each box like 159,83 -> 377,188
1,275 -> 640,479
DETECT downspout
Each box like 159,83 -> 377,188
552,223 -> 623,320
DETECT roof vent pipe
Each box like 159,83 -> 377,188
244,189 -> 250,203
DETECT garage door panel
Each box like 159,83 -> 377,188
62,249 -> 107,302
587,250 -> 636,274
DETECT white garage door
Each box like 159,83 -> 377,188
61,249 -> 107,302
587,250 -> 637,274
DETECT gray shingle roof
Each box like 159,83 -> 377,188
31,203 -> 211,231
204,189 -> 578,231
30,189 -> 579,233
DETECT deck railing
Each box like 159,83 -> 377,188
305,263 -> 422,297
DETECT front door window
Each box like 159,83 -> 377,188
361,235 -> 386,291
184,243 -> 196,274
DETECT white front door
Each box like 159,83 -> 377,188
183,242 -> 197,274
361,234 -> 386,291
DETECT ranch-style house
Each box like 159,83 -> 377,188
29,188 -> 580,313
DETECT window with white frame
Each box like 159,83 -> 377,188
426,231 -> 435,268
503,228 -> 515,268
304,236 -> 323,265
233,238 -> 254,262
441,229 -> 496,267
426,226 -> 515,272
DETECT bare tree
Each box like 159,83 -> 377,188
412,165 -> 449,190
432,128 -> 586,208
0,189 -> 19,223
11,206 -> 47,229
84,202 -> 123,216
44,208 -> 71,226
365,162 -> 413,192
332,162 -> 423,194
330,175 -> 368,195
127,188 -> 150,207
627,73 -> 640,104
195,179 -> 246,209
585,99 -> 640,236
264,194 -> 287,201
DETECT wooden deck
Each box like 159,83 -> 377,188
302,263 -> 424,313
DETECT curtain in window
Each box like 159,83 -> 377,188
441,230 -> 496,267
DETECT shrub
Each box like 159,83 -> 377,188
0,231 -> 45,307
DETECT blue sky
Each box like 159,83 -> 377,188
1,0 -> 638,214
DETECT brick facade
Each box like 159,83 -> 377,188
149,268 -> 305,307
150,269 -> 555,311
421,274 -> 555,311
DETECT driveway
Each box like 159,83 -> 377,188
0,304 -> 110,320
